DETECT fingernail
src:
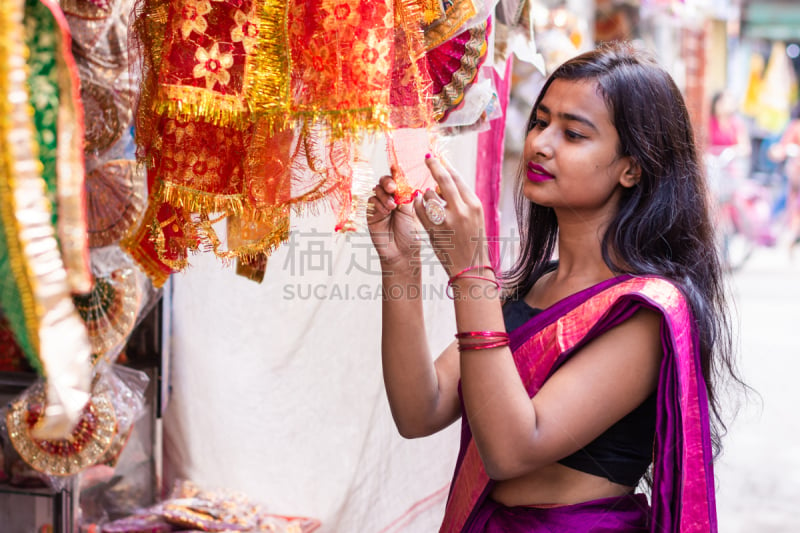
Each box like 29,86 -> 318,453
425,153 -> 432,159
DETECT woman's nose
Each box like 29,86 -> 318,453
527,130 -> 553,159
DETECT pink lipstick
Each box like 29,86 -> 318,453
527,162 -> 554,182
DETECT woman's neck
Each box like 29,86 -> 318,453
525,222 -> 619,309
553,213 -> 616,281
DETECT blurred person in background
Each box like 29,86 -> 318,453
707,90 -> 752,197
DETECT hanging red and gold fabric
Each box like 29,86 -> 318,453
124,0 -> 407,286
125,0 -> 494,286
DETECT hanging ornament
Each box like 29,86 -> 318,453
6,383 -> 116,476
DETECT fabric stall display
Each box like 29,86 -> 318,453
124,0 -> 499,287
0,0 -> 156,499
64,0 -> 157,368
2,363 -> 149,490
0,0 -> 93,440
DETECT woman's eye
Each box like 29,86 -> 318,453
531,118 -> 547,129
565,130 -> 585,140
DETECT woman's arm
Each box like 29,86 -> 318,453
379,264 -> 463,438
368,174 -> 462,438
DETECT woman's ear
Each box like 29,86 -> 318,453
620,157 -> 642,188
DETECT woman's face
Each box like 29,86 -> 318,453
522,78 -> 638,223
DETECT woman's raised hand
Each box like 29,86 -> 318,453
414,156 -> 489,277
367,169 -> 421,272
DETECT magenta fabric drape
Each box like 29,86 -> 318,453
474,57 -> 513,271
440,276 -> 717,533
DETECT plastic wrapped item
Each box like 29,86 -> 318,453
98,365 -> 150,468
1,366 -> 149,491
64,0 -> 138,160
100,513 -> 172,533
4,381 -> 117,482
85,159 -> 146,249
72,267 -> 142,364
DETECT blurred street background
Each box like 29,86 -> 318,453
716,246 -> 800,532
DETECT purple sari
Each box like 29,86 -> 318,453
439,275 -> 717,533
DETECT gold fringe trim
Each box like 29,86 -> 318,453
119,216 -> 172,289
288,105 -> 391,143
155,85 -> 251,129
159,181 -> 246,217
246,0 -> 290,116
199,212 -> 290,263
132,0 -> 173,161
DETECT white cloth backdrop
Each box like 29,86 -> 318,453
163,133 -> 480,532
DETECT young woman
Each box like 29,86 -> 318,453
368,41 -> 735,532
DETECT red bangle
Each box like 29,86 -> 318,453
458,339 -> 510,351
455,330 -> 509,351
447,264 -> 500,300
455,331 -> 508,339
449,264 -> 494,283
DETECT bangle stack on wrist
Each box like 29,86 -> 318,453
446,264 -> 500,300
455,330 -> 510,351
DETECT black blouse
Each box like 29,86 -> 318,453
502,298 -> 656,486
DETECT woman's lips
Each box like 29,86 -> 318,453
527,162 -> 554,182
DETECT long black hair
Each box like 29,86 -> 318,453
504,41 -> 739,458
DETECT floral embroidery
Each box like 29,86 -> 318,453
179,0 -> 212,40
186,151 -> 221,181
192,43 -> 234,90
351,32 -> 390,87
298,37 -> 333,88
231,9 -> 259,54
322,0 -> 363,34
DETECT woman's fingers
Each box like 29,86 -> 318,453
367,195 -> 391,223
413,189 -> 441,231
439,156 -> 476,204
424,155 -> 476,206
379,173 -> 398,194
373,175 -> 398,209
424,155 -> 459,203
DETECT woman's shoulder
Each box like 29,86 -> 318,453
610,275 -> 690,316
